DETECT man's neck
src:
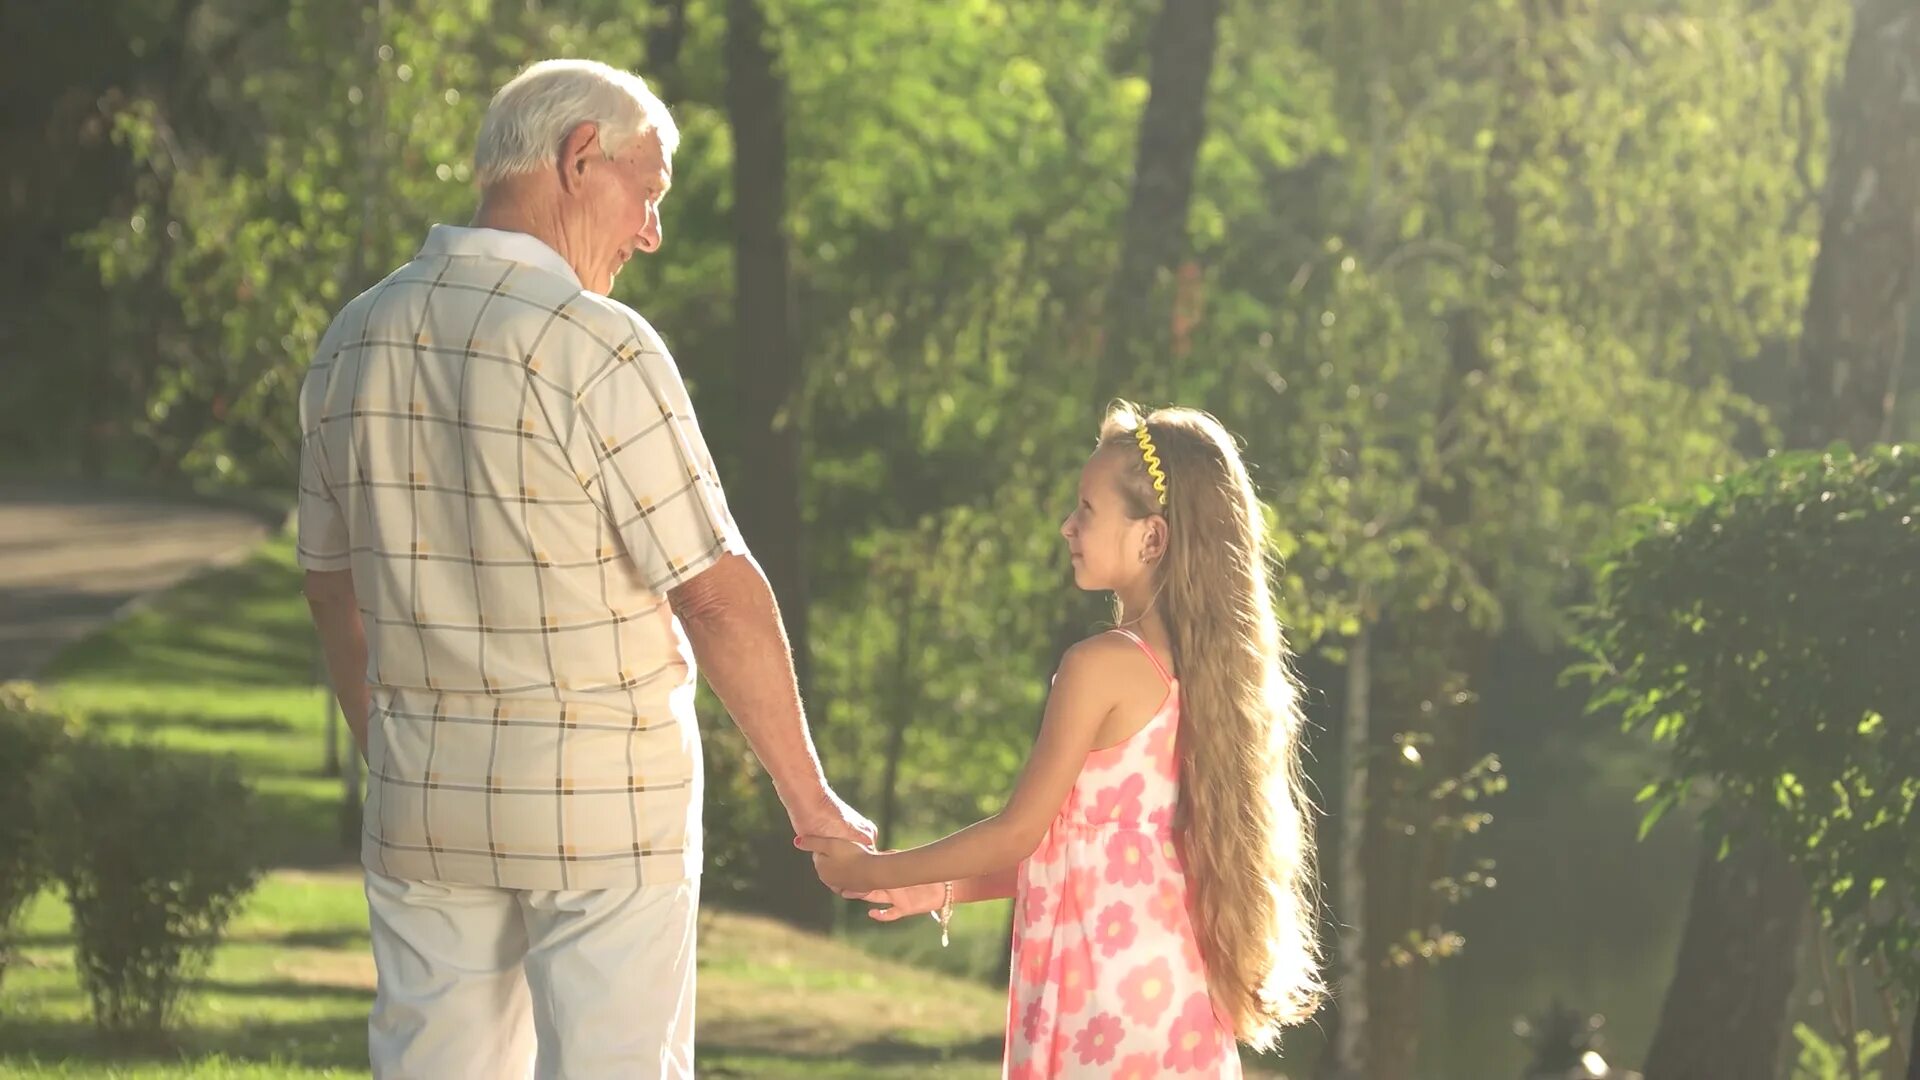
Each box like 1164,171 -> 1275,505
471,186 -> 592,287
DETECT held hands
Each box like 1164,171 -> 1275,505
855,882 -> 949,923
796,836 -> 953,937
793,835 -> 880,894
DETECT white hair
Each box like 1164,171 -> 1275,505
473,59 -> 679,188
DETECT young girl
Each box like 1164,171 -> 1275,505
801,404 -> 1323,1078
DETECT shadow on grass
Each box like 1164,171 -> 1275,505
847,1034 -> 1002,1063
0,1013 -> 369,1071
42,548 -> 313,690
93,710 -> 300,736
191,977 -> 370,1003
243,928 -> 370,950
697,1033 -> 1002,1068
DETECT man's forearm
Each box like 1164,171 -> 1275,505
672,555 -> 829,811
304,577 -> 371,756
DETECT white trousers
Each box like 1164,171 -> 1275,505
364,869 -> 699,1079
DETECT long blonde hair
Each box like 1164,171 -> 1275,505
1098,402 -> 1323,1047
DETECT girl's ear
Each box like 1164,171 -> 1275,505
1140,515 -> 1169,564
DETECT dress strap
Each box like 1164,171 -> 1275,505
1109,628 -> 1174,687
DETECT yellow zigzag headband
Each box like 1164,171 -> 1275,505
1134,425 -> 1169,507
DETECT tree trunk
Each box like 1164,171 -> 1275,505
1358,620 -> 1486,1080
1905,999 -> 1919,1080
1327,618 -> 1372,1079
725,0 -> 825,927
724,0 -> 809,699
1641,835 -> 1808,1080
1790,0 -> 1920,449
1096,0 -> 1223,399
646,0 -> 689,100
876,576 -> 915,851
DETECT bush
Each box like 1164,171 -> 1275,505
0,682 -> 71,992
36,738 -> 263,1040
1576,445 -> 1920,994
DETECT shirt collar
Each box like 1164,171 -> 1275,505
416,224 -> 583,288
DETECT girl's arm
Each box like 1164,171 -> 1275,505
803,637 -> 1124,893
860,868 -> 1018,923
957,867 -> 1018,903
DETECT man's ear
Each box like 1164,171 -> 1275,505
557,121 -> 602,194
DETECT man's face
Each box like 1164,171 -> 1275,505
596,130 -> 672,287
563,124 -> 672,293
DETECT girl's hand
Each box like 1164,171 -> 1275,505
854,882 -> 949,923
795,835 -> 880,893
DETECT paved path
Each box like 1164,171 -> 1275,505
0,483 -> 274,680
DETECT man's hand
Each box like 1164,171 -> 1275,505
795,835 -> 881,894
785,788 -> 877,850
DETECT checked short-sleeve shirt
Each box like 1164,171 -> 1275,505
297,224 -> 745,890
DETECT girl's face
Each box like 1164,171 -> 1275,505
1061,447 -> 1159,593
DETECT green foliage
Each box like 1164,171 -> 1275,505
35,739 -> 264,1040
1232,0 -> 1842,645
0,683 -> 73,991
1577,445 -> 1920,994
1791,1022 -> 1892,1080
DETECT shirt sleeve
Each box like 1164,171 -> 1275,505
574,318 -> 747,593
294,339 -> 353,572
296,429 -> 352,572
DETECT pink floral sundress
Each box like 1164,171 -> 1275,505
1004,629 -> 1240,1078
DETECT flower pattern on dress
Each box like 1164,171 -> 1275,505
1025,883 -> 1051,924
1057,942 -> 1093,1016
1103,829 -> 1156,887
1021,997 -> 1046,1047
1085,773 -> 1145,825
1093,901 -> 1139,958
1148,878 -> 1187,935
1072,1013 -> 1124,1066
1118,955 -> 1176,1025
1164,992 -> 1228,1073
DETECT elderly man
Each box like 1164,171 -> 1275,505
297,59 -> 872,1078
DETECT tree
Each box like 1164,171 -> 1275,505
1192,1 -> 1842,1073
1644,5 -> 1920,1075
1098,0 -> 1225,398
1578,446 -> 1920,1080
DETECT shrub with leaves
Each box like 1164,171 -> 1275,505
36,739 -> 263,1039
1574,445 -> 1920,999
0,682 -> 71,991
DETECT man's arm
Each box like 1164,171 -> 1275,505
669,552 -> 874,845
303,569 -> 370,756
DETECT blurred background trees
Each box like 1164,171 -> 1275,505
1,0 -> 1912,1075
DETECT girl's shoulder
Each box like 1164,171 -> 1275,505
1062,628 -> 1141,667
1059,629 -> 1169,686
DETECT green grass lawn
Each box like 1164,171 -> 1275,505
0,537 -> 1013,1079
